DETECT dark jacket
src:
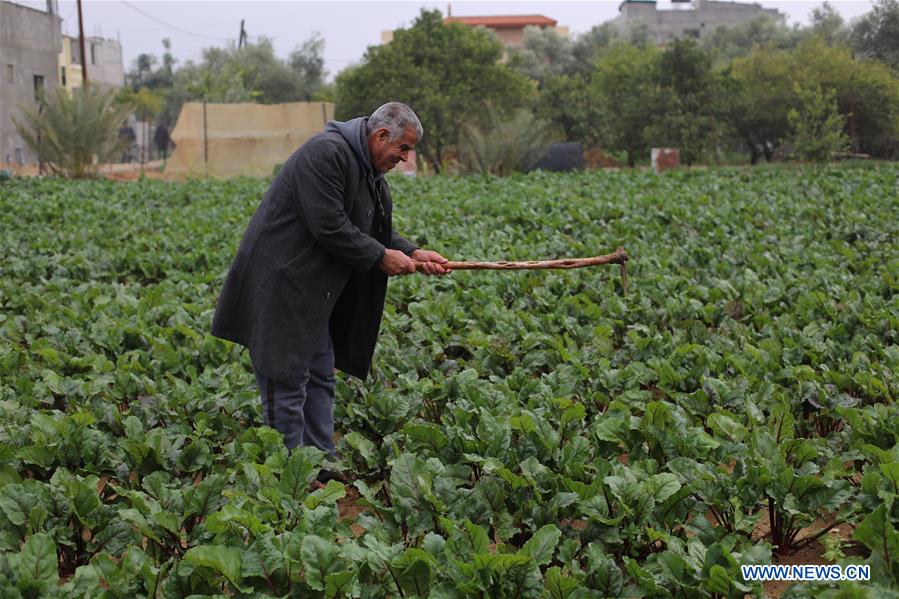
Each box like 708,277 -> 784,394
210,117 -> 416,385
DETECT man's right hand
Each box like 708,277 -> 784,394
378,248 -> 416,276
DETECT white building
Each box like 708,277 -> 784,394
611,0 -> 782,45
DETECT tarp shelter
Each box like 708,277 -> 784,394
166,101 -> 335,178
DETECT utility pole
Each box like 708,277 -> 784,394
77,0 -> 88,85
238,19 -> 247,49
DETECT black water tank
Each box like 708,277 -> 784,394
529,143 -> 584,172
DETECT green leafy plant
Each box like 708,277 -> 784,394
459,108 -> 557,176
787,82 -> 850,162
13,86 -> 131,178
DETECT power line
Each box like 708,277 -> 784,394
119,0 -> 230,42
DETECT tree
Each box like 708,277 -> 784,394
125,35 -> 327,128
701,15 -> 804,64
116,87 -> 163,165
570,22 -> 620,74
289,33 -> 326,100
787,82 -> 849,161
13,86 -> 130,178
334,9 -> 535,173
536,73 -> 603,145
507,27 -> 576,86
790,37 -> 899,157
729,47 -> 795,163
590,44 -> 662,167
851,0 -> 899,72
728,37 -> 899,162
810,2 -> 849,47
650,39 -> 731,165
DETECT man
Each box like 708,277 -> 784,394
211,102 -> 448,478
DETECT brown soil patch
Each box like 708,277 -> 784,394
751,509 -> 858,599
337,484 -> 368,538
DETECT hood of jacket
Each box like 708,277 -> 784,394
325,117 -> 382,180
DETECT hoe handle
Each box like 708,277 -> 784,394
415,247 -> 630,294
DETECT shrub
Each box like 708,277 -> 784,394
13,86 -> 131,178
787,83 -> 849,162
459,108 -> 557,176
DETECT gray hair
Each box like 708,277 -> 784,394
367,102 -> 424,142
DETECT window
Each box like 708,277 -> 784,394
90,43 -> 98,66
70,38 -> 81,64
6,64 -> 13,84
33,75 -> 44,101
61,66 -> 66,86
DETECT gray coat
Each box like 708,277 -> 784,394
210,118 -> 416,385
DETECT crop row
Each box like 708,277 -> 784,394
0,166 -> 897,597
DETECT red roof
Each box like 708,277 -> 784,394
445,15 -> 558,28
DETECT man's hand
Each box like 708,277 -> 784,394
411,249 -> 451,275
378,248 -> 417,276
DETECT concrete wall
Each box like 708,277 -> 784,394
60,35 -> 125,92
613,0 -> 781,45
0,1 -> 61,166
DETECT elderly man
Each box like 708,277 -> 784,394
211,102 -> 448,477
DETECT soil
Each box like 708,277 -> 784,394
337,484 -> 368,538
751,509 -> 860,599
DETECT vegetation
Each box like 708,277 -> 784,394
117,4 -> 899,170
13,86 -> 130,178
788,83 -> 849,162
458,108 -> 556,176
334,10 -> 534,173
1,165 -> 898,595
126,35 -> 326,128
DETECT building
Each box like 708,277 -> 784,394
59,34 -> 125,92
0,0 -> 61,167
381,13 -> 569,46
444,15 -> 569,45
611,0 -> 781,45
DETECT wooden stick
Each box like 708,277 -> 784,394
414,247 -> 630,294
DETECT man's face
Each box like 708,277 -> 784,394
368,125 -> 417,174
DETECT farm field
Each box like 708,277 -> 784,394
0,165 -> 897,598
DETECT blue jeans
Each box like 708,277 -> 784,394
253,337 -> 336,455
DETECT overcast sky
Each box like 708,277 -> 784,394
19,0 -> 879,79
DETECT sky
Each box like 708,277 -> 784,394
18,0 -> 879,80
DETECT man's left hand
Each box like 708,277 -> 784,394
411,249 -> 451,275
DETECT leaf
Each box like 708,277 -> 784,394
280,448 -> 320,501
343,431 -> 378,466
853,504 -> 899,565
545,566 -> 579,599
183,473 -> 227,519
584,545 -> 622,597
645,473 -> 682,505
15,533 -> 58,591
301,534 -> 342,591
182,545 -> 243,589
705,564 -> 734,595
521,524 -> 562,566
305,479 -> 347,509
396,555 -> 432,596
707,411 -> 747,442
16,445 -> 55,469
325,570 -> 355,598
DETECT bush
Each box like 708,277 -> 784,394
13,86 -> 130,178
787,83 -> 849,162
459,108 -> 557,176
